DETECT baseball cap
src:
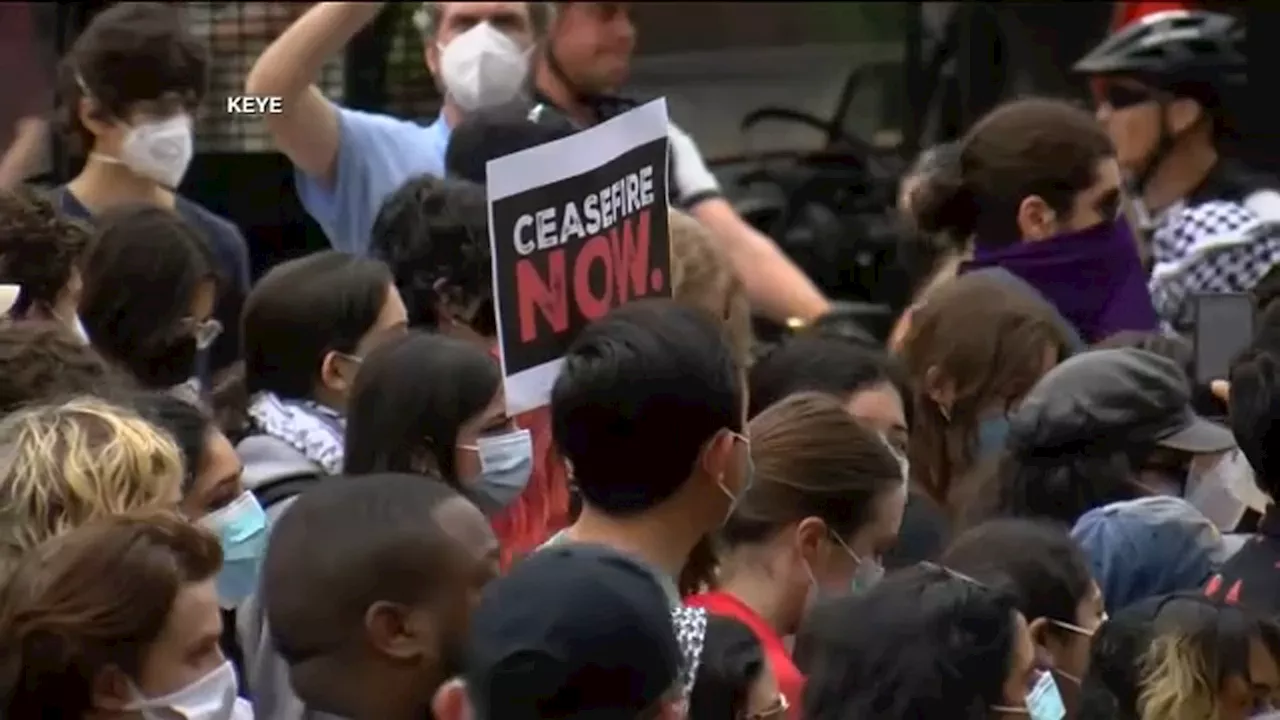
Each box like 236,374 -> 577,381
445,101 -> 579,185
465,544 -> 682,720
1072,496 -> 1228,612
1008,348 -> 1236,457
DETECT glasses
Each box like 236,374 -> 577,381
178,317 -> 223,350
1050,613 -> 1107,638
1090,78 -> 1162,110
743,694 -> 789,720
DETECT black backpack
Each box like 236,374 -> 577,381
252,471 -> 323,512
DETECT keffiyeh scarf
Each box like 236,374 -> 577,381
246,392 -> 346,475
672,605 -> 708,700
1149,199 -> 1280,326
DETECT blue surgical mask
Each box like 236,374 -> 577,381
977,416 -> 1011,458
830,531 -> 885,593
199,491 -> 268,607
470,429 -> 534,510
992,671 -> 1066,720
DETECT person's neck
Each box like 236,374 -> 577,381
717,552 -> 801,636
301,661 -> 430,720
566,504 -> 702,580
348,689 -> 429,720
1141,139 -> 1218,214
67,159 -> 174,212
441,100 -> 463,130
308,392 -> 344,416
533,61 -> 595,126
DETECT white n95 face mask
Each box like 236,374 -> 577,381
438,22 -> 531,112
95,113 -> 195,189
126,660 -> 253,720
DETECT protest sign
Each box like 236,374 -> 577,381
487,98 -> 672,415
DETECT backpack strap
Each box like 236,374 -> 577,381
252,473 -> 320,512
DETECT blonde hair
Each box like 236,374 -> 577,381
0,396 -> 184,578
1137,634 -> 1218,720
669,209 -> 753,366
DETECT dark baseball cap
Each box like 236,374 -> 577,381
1008,348 -> 1236,457
445,101 -> 579,185
465,544 -> 682,720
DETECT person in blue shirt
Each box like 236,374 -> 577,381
253,2 -> 830,325
55,2 -> 251,377
247,1 -> 548,255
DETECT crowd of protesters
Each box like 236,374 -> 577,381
1,3 -> 1280,720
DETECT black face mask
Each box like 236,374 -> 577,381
138,334 -> 198,388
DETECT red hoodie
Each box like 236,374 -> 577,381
489,405 -> 571,567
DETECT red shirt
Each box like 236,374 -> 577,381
685,590 -> 804,720
488,405 -> 572,567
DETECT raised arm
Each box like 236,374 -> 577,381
244,2 -> 385,189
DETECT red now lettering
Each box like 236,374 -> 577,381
515,249 -> 567,343
514,210 -> 661,342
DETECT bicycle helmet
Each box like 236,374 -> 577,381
1074,10 -> 1245,92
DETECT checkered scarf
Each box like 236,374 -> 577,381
672,605 -> 708,700
1148,199 -> 1280,326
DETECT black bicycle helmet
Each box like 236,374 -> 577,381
1074,10 -> 1245,92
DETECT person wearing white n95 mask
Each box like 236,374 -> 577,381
92,112 -> 196,190
439,20 -> 533,112
127,660 -> 254,720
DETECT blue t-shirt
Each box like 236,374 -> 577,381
294,105 -> 451,256
56,187 -> 252,375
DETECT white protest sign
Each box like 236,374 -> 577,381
486,99 -> 673,416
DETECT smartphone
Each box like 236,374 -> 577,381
1193,293 -> 1255,384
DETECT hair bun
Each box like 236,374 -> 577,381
911,167 -> 976,240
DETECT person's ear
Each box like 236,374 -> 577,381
364,601 -> 432,661
793,516 -> 828,565
90,664 -> 134,712
1027,616 -> 1059,658
656,696 -> 687,720
1165,97 -> 1204,135
924,366 -> 955,420
1016,195 -> 1059,242
425,41 -> 443,84
319,350 -> 358,396
696,429 -> 735,485
432,677 -> 473,720
78,96 -> 113,139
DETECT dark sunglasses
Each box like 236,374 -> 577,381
1090,78 -> 1160,111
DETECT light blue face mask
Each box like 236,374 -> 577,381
199,491 -> 268,607
470,428 -> 534,510
829,531 -> 885,594
977,415 -> 1011,458
992,670 -> 1066,720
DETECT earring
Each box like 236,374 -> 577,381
937,403 -> 951,423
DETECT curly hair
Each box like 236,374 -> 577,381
0,322 -> 129,415
369,175 -> 492,333
0,396 -> 184,580
0,187 -> 93,317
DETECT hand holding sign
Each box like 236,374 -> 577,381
486,99 -> 673,415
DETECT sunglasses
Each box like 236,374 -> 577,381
1090,78 -> 1161,111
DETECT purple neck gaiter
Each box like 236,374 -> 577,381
960,220 -> 1158,344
